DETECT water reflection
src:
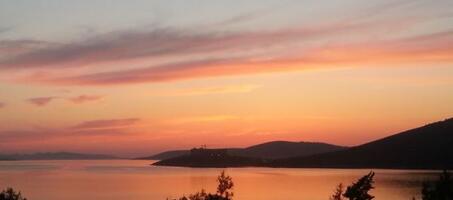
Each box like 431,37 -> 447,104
0,160 -> 440,200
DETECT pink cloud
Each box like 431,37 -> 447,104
71,118 -> 140,130
27,97 -> 56,106
0,118 -> 141,143
159,84 -> 261,96
0,102 -> 5,108
32,29 -> 453,85
68,95 -> 103,104
1,8 -> 451,86
0,22 -> 370,70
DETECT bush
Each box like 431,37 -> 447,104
170,171 -> 234,200
216,171 -> 234,199
421,170 -> 453,200
343,171 -> 375,200
330,183 -> 345,200
0,188 -> 27,200
330,171 -> 375,200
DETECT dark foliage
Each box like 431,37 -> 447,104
343,171 -> 375,200
216,171 -> 234,199
421,170 -> 453,200
330,183 -> 345,200
0,188 -> 27,200
169,171 -> 234,200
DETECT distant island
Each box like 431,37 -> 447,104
0,152 -> 118,160
138,141 -> 345,160
153,118 -> 453,169
137,150 -> 190,160
148,140 -> 345,168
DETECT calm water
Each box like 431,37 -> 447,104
0,160 -> 440,200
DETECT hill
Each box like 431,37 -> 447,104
153,148 -> 265,167
136,150 -> 189,160
272,118 -> 453,169
235,141 -> 345,159
0,152 -> 118,160
141,141 -> 344,160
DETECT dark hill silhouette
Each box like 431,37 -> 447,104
0,152 -> 118,160
136,150 -> 189,160
153,148 -> 265,167
272,118 -> 453,169
154,118 -> 453,169
139,141 -> 344,160
235,141 -> 345,159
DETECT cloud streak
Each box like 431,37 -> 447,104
0,130 -> 49,142
0,39 -> 54,60
160,84 -> 261,96
27,97 -> 56,107
25,94 -> 103,106
1,6 -> 452,86
0,118 -> 141,144
71,118 -> 140,130
0,21 -> 374,70
67,95 -> 103,104
28,29 -> 452,85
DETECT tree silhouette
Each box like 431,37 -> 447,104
170,171 -> 234,200
0,188 -> 27,200
330,183 -> 345,200
175,189 -> 209,200
421,170 -> 453,200
343,171 -> 375,200
216,171 -> 234,199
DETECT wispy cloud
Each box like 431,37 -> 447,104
0,118 -> 141,143
0,130 -> 48,142
1,4 -> 452,86
0,39 -> 54,60
171,115 -> 242,124
158,84 -> 261,96
0,102 -> 5,108
0,0 -> 428,71
27,97 -> 56,107
71,118 -> 140,130
30,29 -> 453,85
0,21 -> 371,70
67,95 -> 103,104
25,94 -> 104,106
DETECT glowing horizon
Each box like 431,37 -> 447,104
0,0 -> 452,157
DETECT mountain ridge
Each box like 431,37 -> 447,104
138,141 -> 345,160
271,118 -> 453,169
154,118 -> 453,169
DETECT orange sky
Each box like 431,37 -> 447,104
0,0 -> 452,157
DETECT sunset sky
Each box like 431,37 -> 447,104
0,0 -> 452,157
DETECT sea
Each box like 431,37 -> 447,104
0,160 -> 440,200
